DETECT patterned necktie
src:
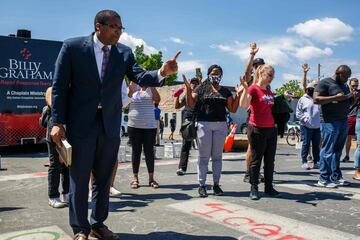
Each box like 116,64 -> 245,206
101,46 -> 110,82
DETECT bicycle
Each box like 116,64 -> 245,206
286,122 -> 300,146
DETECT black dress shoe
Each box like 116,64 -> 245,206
90,226 -> 119,240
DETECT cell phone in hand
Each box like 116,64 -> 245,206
196,68 -> 202,80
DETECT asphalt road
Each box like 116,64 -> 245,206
0,138 -> 359,240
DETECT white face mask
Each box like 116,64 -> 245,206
209,75 -> 222,84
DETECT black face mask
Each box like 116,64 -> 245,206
307,88 -> 314,97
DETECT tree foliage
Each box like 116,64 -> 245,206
133,45 -> 177,85
274,79 -> 304,98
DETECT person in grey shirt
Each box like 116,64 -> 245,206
296,82 -> 321,170
127,82 -> 161,189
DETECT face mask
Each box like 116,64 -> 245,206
209,75 -> 222,84
307,88 -> 314,97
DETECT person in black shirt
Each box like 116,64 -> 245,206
183,64 -> 242,197
175,77 -> 200,175
314,65 -> 358,187
169,117 -> 176,140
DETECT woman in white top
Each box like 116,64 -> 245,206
127,82 -> 161,189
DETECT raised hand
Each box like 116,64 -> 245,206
302,63 -> 310,73
250,42 -> 259,55
160,51 -> 181,77
240,75 -> 248,90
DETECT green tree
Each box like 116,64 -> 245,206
274,79 -> 304,98
133,45 -> 177,85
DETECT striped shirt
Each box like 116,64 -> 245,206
128,88 -> 157,129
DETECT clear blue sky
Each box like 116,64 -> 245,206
1,0 -> 359,88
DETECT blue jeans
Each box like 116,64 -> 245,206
353,118 -> 360,169
300,125 -> 321,164
319,120 -> 348,182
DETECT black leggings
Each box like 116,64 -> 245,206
47,140 -> 69,198
247,124 -> 277,188
128,127 -> 157,174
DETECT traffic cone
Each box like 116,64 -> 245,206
224,124 -> 237,152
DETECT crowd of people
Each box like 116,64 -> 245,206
42,9 -> 359,240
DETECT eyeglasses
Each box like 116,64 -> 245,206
351,85 -> 358,87
101,23 -> 125,32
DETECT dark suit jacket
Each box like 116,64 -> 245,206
52,34 -> 162,138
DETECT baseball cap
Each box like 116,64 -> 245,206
306,82 -> 317,89
253,58 -> 265,66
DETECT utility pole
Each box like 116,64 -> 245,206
318,64 -> 321,81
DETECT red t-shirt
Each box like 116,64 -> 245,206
248,84 -> 275,128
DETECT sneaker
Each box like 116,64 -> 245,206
265,187 -> 282,197
301,163 -> 310,170
176,169 -> 186,176
110,187 -> 122,196
60,193 -> 69,203
332,178 -> 350,186
48,198 -> 67,208
312,163 -> 320,169
342,156 -> 350,162
316,180 -> 337,188
198,186 -> 208,198
243,174 -> 250,183
213,184 -> 224,196
249,185 -> 259,200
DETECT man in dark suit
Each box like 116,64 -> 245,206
51,9 -> 180,240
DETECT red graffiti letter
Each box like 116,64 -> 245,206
276,235 -> 305,240
192,203 -> 233,219
250,224 -> 282,237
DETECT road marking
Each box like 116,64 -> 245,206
169,198 -> 359,240
0,153 -> 244,182
0,225 -> 72,240
277,183 -> 360,200
0,172 -> 48,182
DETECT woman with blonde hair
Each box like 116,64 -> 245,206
240,64 -> 281,200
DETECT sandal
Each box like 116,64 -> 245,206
149,181 -> 159,189
130,180 -> 140,189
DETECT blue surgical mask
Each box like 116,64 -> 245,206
209,75 -> 222,84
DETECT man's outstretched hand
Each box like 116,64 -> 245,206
160,51 -> 181,77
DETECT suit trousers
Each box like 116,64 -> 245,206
68,110 -> 120,235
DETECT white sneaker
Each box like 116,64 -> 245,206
333,178 -> 350,186
110,187 -> 122,196
301,163 -> 310,170
48,198 -> 67,208
176,169 -> 186,176
316,180 -> 337,188
60,193 -> 69,203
